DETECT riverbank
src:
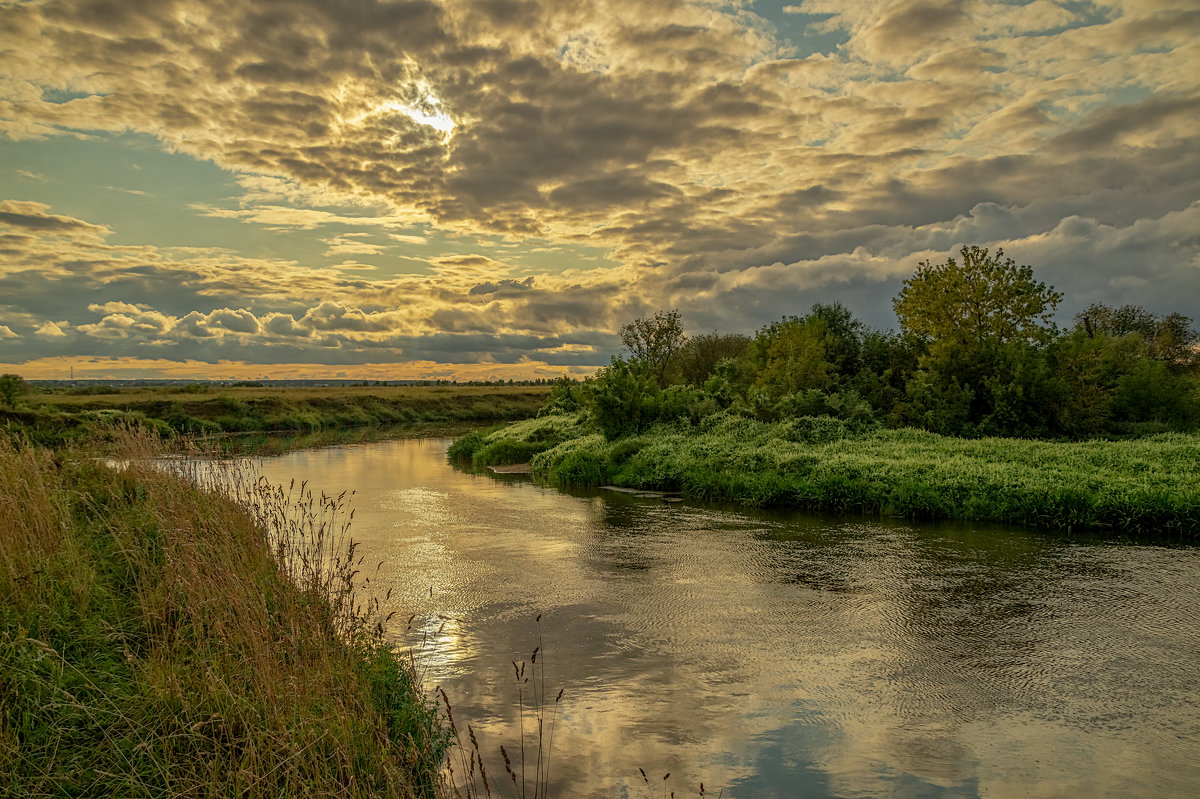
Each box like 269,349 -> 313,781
0,434 -> 447,796
3,383 -> 551,449
449,412 -> 1200,537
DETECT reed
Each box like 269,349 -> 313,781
441,615 -> 564,799
0,429 -> 449,797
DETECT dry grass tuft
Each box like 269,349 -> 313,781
0,428 -> 448,797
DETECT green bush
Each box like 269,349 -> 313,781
501,414 -> 1200,537
472,438 -> 546,467
589,357 -> 666,440
548,447 -> 609,486
446,429 -> 488,463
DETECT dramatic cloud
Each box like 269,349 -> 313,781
0,0 -> 1196,376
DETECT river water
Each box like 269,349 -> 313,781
255,437 -> 1200,798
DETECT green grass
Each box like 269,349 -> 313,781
445,414 -> 591,470
0,432 -> 449,797
4,384 -> 551,449
467,412 -> 1200,537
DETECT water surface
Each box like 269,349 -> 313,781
256,438 -> 1200,798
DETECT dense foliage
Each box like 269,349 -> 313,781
571,248 -> 1197,440
449,411 -> 1200,536
451,247 -> 1200,536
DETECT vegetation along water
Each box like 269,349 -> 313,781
452,247 -> 1200,537
0,382 -> 550,450
2,244 -> 1197,793
0,432 -> 448,796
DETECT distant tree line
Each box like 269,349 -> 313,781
547,246 -> 1199,440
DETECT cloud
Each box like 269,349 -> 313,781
0,201 -> 109,237
190,204 -> 419,232
468,276 -> 534,295
860,1 -> 971,63
34,321 -> 68,337
87,301 -> 146,314
322,234 -> 387,256
0,0 -> 1197,375
0,354 -> 596,382
0,325 -> 17,339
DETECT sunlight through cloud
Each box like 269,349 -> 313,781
354,90 -> 456,139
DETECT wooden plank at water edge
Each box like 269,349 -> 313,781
488,463 -> 532,474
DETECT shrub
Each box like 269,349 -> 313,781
0,374 -> 27,407
447,430 -> 488,463
780,416 -> 851,444
472,438 -> 546,467
548,448 -> 609,486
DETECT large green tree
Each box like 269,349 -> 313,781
894,245 -> 1062,351
893,246 -> 1063,436
619,309 -> 685,383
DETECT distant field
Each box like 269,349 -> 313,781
29,382 -> 548,405
4,383 -> 551,448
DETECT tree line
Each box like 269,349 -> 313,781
549,246 -> 1199,440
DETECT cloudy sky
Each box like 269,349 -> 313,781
1,0 -> 1197,380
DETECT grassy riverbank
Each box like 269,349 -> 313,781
3,384 -> 551,449
450,412 -> 1200,537
0,434 -> 447,796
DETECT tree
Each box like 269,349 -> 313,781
1153,312 -> 1199,367
753,316 -> 833,397
894,245 -> 1062,350
0,373 -> 27,407
893,247 -> 1062,436
676,332 -> 751,386
806,302 -> 865,380
1075,303 -> 1198,370
619,309 -> 685,383
1075,302 -> 1157,340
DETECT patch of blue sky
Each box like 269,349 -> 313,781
1045,0 -> 1113,29
0,133 -> 423,271
3,132 -> 246,247
747,0 -> 848,59
1,131 -> 614,280
976,0 -> 1112,40
39,87 -> 97,104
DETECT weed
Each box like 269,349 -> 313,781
0,430 -> 448,797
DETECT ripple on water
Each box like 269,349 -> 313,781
254,439 -> 1200,799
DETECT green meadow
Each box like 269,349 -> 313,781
2,383 -> 550,450
450,412 -> 1200,538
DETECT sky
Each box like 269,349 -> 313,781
1,0 -> 1197,381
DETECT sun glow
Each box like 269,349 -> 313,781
362,95 -> 456,138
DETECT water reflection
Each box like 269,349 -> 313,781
256,438 -> 1200,798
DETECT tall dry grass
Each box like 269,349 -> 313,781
0,430 -> 448,797
437,615 -> 565,799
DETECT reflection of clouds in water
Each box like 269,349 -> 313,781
384,486 -> 455,528
403,612 -> 478,682
254,439 -> 1200,799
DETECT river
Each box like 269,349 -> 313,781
255,437 -> 1200,798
